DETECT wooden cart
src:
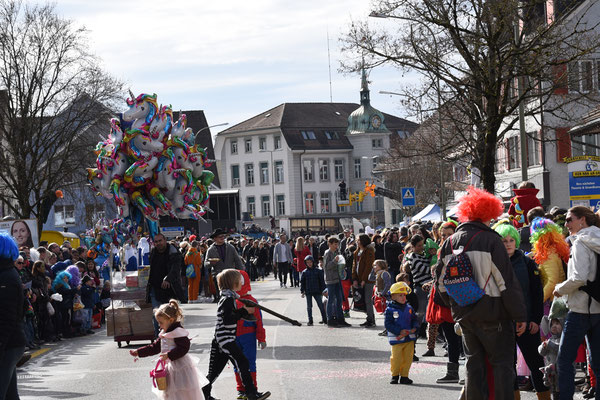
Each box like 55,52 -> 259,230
110,289 -> 155,348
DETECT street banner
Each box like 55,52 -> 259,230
0,219 -> 39,248
565,155 -> 600,210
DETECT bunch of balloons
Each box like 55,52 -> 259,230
87,91 -> 214,224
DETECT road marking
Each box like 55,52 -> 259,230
29,348 -> 50,359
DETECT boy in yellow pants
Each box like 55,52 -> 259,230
385,282 -> 419,384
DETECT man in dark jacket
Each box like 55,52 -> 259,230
0,234 -> 26,400
146,234 -> 184,335
435,187 -> 527,400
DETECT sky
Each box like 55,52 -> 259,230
51,0 -> 418,136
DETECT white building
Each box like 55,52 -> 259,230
214,71 -> 418,233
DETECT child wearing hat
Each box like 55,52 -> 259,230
385,281 -> 419,385
300,255 -> 327,326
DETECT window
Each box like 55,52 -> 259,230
274,136 -> 281,149
507,136 -> 521,170
247,197 -> 255,217
85,204 -> 105,226
301,130 -> 316,140
231,140 -> 238,154
336,203 -> 347,213
55,205 -> 75,226
303,159 -> 314,182
245,163 -> 254,185
304,193 -> 315,214
245,139 -> 252,153
572,134 -> 599,157
261,195 -> 270,217
527,131 -> 541,166
569,60 -> 595,93
276,195 -> 285,216
259,137 -> 267,150
231,165 -> 240,187
325,131 -> 339,140
334,159 -> 344,180
355,200 -> 363,212
372,156 -> 379,170
274,161 -> 284,183
319,159 -> 329,181
397,130 -> 409,139
372,138 -> 383,148
375,196 -> 384,211
320,192 -> 330,213
354,158 -> 362,179
260,162 -> 269,184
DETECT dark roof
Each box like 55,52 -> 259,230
172,110 -> 220,187
219,102 -> 419,151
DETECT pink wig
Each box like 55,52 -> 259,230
457,186 -> 505,223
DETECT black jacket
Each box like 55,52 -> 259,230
146,244 -> 184,304
435,221 -> 527,324
510,250 -> 544,325
0,259 -> 26,356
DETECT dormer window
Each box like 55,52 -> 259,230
301,130 -> 316,140
325,131 -> 339,140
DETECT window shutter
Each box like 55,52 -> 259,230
556,127 -> 571,162
552,63 -> 568,95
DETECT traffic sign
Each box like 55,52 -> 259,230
401,187 -> 415,207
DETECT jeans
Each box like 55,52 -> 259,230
83,308 -> 93,332
326,282 -> 344,320
149,287 -> 162,337
558,312 -> 600,400
306,293 -> 327,323
277,262 -> 289,285
292,269 -> 300,286
461,319 -> 516,400
0,346 -> 24,400
364,282 -> 375,323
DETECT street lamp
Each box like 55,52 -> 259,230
197,122 -> 229,134
370,11 -> 446,219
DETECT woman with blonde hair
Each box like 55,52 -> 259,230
294,237 -> 311,286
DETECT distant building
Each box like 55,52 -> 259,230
214,70 -> 418,234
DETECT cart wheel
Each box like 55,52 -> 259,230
126,341 -> 130,345
118,342 -> 122,348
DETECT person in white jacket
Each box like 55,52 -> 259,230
553,206 -> 600,400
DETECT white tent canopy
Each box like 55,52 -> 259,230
411,204 -> 443,222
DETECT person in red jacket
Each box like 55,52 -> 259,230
235,270 -> 267,399
508,181 -> 542,228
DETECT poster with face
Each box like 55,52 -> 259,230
0,219 -> 39,248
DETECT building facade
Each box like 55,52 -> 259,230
214,71 -> 418,233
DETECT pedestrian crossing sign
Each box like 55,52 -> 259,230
401,187 -> 415,206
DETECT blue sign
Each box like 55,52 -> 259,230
401,187 -> 416,207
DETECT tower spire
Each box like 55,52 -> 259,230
360,60 -> 370,105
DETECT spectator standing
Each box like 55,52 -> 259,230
184,241 -> 203,303
294,237 -> 311,286
435,186 -> 527,400
384,230 -> 403,281
205,229 -> 245,302
554,206 -> 600,400
273,234 -> 293,288
353,234 -> 376,327
0,233 -> 26,400
323,237 -> 350,327
319,234 -> 330,258
146,234 -> 185,335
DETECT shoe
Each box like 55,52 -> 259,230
360,320 -> 375,327
237,392 -> 247,400
338,321 -> 352,327
436,362 -> 460,383
378,329 -> 388,336
247,391 -> 271,400
16,353 -> 31,367
307,321 -> 313,326
584,388 -> 596,399
327,320 -> 338,327
422,349 -> 435,357
280,282 -> 283,288
400,377 -> 413,385
458,378 -> 465,385
413,354 -> 419,362
390,375 -> 399,384
86,330 -> 95,335
319,320 -> 326,324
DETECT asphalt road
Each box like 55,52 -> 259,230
17,277 -> 542,400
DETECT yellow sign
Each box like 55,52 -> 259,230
563,155 -> 600,163
573,171 -> 600,177
569,194 -> 600,200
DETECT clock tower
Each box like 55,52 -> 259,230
347,65 -> 388,135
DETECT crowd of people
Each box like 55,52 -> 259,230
2,180 -> 599,400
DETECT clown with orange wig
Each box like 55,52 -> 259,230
529,218 -> 569,304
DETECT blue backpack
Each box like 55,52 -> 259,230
185,264 -> 196,278
442,231 -> 491,307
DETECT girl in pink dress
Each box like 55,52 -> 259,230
130,300 -> 208,399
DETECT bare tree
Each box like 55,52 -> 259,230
0,0 -> 123,230
341,0 -> 600,193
